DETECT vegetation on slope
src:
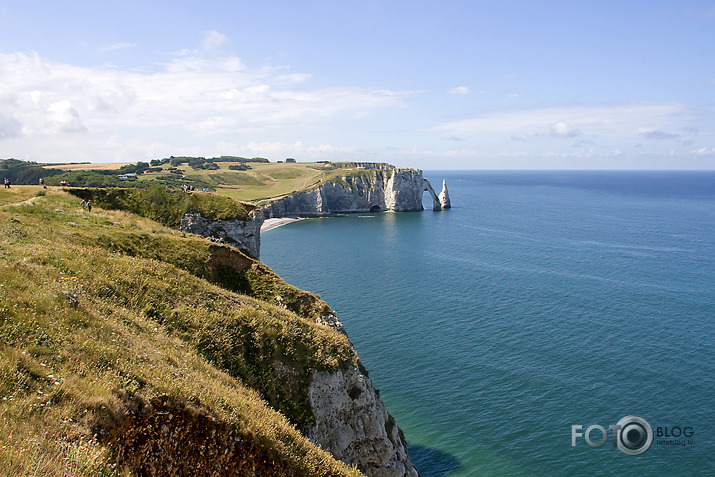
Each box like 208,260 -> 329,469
321,168 -> 394,191
0,186 -> 363,476
68,186 -> 251,226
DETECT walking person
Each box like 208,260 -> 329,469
86,200 -> 91,212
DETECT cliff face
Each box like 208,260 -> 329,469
265,187 -> 328,217
208,245 -> 418,476
439,179 -> 451,209
384,170 -> 440,212
309,368 -> 419,477
180,208 -> 264,259
265,169 -> 442,218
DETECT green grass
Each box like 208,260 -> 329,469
68,186 -> 251,226
0,185 -> 41,207
322,168 -> 394,190
0,189 -> 363,476
135,162 -> 332,200
205,163 -> 331,202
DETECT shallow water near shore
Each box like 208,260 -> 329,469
261,171 -> 715,476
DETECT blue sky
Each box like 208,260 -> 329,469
1,0 -> 714,169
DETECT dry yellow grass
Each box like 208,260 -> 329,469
0,188 -> 364,476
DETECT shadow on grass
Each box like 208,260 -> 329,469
408,443 -> 462,477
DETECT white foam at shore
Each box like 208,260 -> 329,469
261,217 -> 303,232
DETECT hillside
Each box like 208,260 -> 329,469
0,185 -> 368,476
18,158 -> 394,204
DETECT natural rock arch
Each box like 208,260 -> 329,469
422,179 -> 441,211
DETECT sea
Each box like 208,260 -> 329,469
260,171 -> 715,476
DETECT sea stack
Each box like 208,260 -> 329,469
439,179 -> 451,209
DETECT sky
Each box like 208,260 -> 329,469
1,0 -> 714,169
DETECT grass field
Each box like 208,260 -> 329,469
200,162 -> 332,202
0,187 -> 363,476
0,185 -> 39,207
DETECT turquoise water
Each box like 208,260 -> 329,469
261,171 -> 715,476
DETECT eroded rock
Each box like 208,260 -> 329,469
181,209 -> 264,259
309,367 -> 419,477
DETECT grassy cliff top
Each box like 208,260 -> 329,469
28,159 -> 397,203
0,185 -> 363,476
152,161 -> 397,203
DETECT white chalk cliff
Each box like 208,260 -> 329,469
309,366 -> 419,477
180,208 -> 265,259
265,168 -> 446,217
439,179 -> 451,209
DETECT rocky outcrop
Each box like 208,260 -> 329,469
309,367 -> 419,477
264,168 -> 445,218
265,187 -> 329,217
180,209 -> 264,259
439,179 -> 451,209
384,171 -> 440,212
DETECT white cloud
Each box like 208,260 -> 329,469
46,100 -> 86,133
692,147 -> 714,155
638,129 -> 680,140
550,121 -> 579,137
99,42 -> 138,52
571,139 -> 595,147
540,148 -> 595,159
429,104 -> 688,139
201,30 -> 229,52
448,86 -> 469,95
0,113 -> 21,139
0,83 -> 17,105
0,42 -> 413,160
30,90 -> 43,104
235,141 -> 357,160
88,83 -> 136,113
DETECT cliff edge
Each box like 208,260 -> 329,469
2,186 -> 418,476
265,168 -> 445,218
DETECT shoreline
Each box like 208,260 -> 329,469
261,217 -> 304,232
